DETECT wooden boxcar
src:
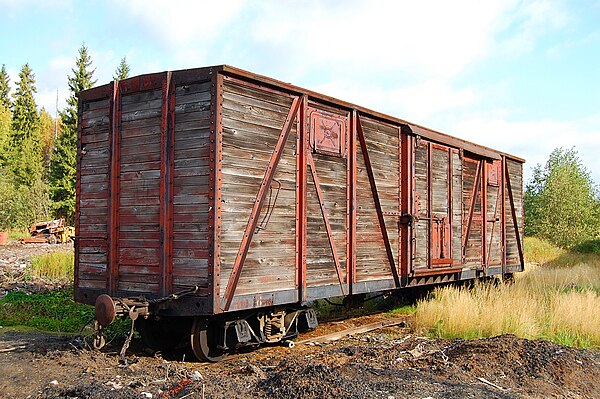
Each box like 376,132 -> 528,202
75,65 -> 524,360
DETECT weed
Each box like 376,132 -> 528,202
28,251 -> 74,280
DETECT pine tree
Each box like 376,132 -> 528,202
0,64 -> 10,109
50,43 -> 96,222
114,56 -> 131,81
11,63 -> 39,143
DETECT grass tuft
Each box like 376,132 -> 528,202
29,251 -> 74,280
410,238 -> 600,349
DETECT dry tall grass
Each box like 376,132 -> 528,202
413,237 -> 600,348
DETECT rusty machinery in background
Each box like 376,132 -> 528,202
74,65 -> 525,361
22,219 -> 75,244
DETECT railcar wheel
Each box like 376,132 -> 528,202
190,317 -> 226,362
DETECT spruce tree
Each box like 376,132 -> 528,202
0,64 -> 10,109
11,63 -> 39,143
50,44 -> 96,222
114,56 -> 131,80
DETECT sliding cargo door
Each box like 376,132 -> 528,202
412,140 -> 458,274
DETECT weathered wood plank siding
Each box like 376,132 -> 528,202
75,65 -> 526,314
451,151 -> 463,265
463,156 -> 482,265
413,141 -> 429,269
117,89 -> 162,294
78,98 -> 111,289
219,80 -> 297,296
486,160 -> 503,266
172,81 -> 211,292
505,159 -> 524,265
355,117 -> 399,282
306,150 -> 348,288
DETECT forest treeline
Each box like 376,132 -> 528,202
0,44 -> 129,229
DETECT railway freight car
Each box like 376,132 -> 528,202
75,65 -> 525,361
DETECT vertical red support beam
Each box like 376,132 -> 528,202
399,127 -> 412,283
159,72 -> 174,296
396,126 -> 402,282
501,156 -> 507,268
296,95 -> 308,302
208,70 -> 224,313
74,97 -> 83,292
482,161 -> 488,267
347,110 -> 357,291
448,148 -> 453,261
427,142 -> 432,268
107,81 -> 121,294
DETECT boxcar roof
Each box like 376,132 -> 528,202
78,64 -> 524,163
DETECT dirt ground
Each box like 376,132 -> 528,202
1,242 -> 600,399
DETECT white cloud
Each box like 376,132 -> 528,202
449,114 -> 600,183
110,0 -> 246,68
312,79 -> 478,121
247,0 -> 515,78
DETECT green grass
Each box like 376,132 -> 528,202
0,287 -> 131,340
28,251 -> 74,280
405,237 -> 600,349
0,288 -> 93,333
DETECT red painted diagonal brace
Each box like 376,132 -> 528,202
222,96 -> 302,311
307,152 -> 347,295
504,162 -> 525,267
356,114 -> 400,288
462,160 -> 482,258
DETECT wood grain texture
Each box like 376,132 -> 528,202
77,98 -> 111,288
355,117 -> 398,282
219,80 -> 296,297
505,159 -> 523,265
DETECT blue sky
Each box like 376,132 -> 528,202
1,0 -> 600,183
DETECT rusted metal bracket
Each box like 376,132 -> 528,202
222,96 -> 303,311
307,151 -> 347,295
356,114 -> 400,288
